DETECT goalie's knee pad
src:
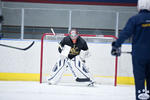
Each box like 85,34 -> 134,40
52,59 -> 65,72
82,66 -> 89,73
75,56 -> 89,73
73,56 -> 95,82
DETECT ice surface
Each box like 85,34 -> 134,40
0,81 -> 135,100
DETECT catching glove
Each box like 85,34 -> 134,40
111,41 -> 121,56
79,50 -> 90,62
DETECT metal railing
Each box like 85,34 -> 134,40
1,6 -> 137,39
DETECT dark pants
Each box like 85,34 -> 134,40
0,33 -> 3,39
132,56 -> 150,100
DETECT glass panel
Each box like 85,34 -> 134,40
2,8 -> 22,39
1,7 -> 137,41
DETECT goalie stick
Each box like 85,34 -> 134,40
0,41 -> 34,50
122,51 -> 132,54
50,27 -> 56,36
66,56 -> 94,84
50,27 -> 94,83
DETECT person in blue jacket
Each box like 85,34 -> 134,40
0,15 -> 3,39
111,0 -> 150,99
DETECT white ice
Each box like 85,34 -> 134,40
0,81 -> 135,100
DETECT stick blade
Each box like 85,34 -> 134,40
0,41 -> 35,51
22,41 -> 35,50
76,77 -> 91,82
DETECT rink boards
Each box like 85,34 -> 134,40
0,40 -> 134,85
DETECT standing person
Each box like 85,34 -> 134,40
0,15 -> 3,39
0,15 -> 3,23
47,29 -> 94,86
111,0 -> 150,99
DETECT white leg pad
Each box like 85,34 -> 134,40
47,58 -> 67,85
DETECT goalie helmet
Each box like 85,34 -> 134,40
137,0 -> 150,11
69,29 -> 79,43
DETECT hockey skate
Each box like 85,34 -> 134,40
47,75 -> 59,85
48,80 -> 56,85
47,77 -> 56,85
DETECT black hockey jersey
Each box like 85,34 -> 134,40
58,36 -> 88,59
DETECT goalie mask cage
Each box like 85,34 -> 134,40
40,33 -> 119,86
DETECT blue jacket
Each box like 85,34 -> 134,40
115,10 -> 150,59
